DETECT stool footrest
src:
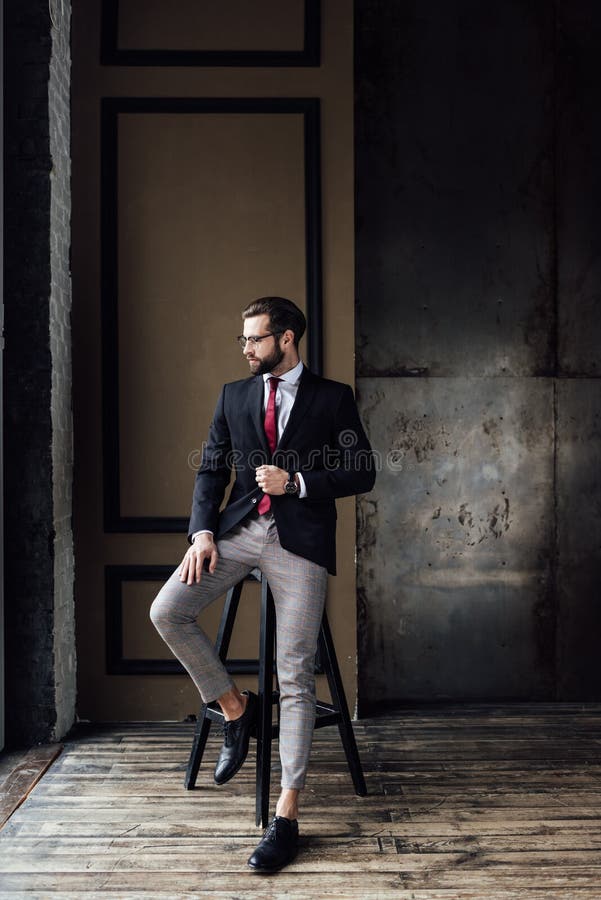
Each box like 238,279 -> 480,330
315,712 -> 341,729
200,697 -> 340,732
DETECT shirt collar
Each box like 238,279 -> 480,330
263,359 -> 304,386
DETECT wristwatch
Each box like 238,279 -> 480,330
284,471 -> 299,495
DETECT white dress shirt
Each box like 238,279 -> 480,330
192,360 -> 307,541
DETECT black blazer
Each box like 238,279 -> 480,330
188,366 -> 376,575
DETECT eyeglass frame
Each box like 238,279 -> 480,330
236,331 -> 282,349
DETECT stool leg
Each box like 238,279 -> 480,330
215,581 -> 245,663
319,611 -> 368,796
185,705 -> 212,790
184,580 -> 245,789
256,580 -> 275,827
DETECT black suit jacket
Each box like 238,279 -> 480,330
187,366 -> 376,575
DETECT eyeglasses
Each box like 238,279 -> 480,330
236,332 -> 280,349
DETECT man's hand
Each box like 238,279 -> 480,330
178,533 -> 219,585
255,465 -> 288,496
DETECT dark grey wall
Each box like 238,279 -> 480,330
3,0 -> 74,747
4,0 -> 55,746
355,0 -> 601,708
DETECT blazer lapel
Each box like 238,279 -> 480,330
277,367 -> 318,451
249,375 -> 270,454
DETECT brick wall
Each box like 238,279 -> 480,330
3,0 -> 74,746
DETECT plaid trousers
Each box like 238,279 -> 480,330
150,511 -> 328,790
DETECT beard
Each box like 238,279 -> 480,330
249,343 -> 285,375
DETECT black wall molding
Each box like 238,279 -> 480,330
105,565 -> 266,676
101,96 -> 322,533
101,0 -> 320,67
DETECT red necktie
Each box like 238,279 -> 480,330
257,376 -> 281,514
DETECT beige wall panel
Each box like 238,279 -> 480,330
119,0 -> 304,52
117,112 -> 305,518
72,0 -> 355,721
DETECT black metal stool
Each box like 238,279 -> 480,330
184,570 -> 367,827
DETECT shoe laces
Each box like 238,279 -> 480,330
221,717 -> 240,747
263,816 -> 290,843
263,818 -> 280,843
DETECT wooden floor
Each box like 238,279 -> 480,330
1,705 -> 601,898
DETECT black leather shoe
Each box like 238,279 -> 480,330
214,691 -> 257,785
247,816 -> 299,873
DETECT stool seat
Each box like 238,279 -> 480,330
184,571 -> 367,827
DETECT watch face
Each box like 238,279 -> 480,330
285,480 -> 298,494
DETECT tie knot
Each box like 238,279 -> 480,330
268,376 -> 281,392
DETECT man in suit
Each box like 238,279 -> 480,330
150,296 -> 375,872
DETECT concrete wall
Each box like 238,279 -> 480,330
355,0 -> 601,708
3,0 -> 75,745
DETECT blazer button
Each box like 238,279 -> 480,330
251,498 -> 257,504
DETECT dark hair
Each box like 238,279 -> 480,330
242,296 -> 306,347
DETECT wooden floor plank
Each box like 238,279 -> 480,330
3,869 -> 601,890
7,818 -> 601,840
6,831 -> 601,852
0,744 -> 63,829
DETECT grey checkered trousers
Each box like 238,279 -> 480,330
150,510 -> 328,790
